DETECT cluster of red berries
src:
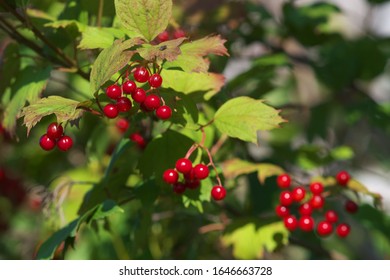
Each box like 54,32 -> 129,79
39,122 -> 73,151
157,28 -> 186,43
103,67 -> 172,120
162,158 -> 226,201
275,170 -> 357,238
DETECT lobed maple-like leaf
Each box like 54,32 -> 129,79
138,38 -> 187,62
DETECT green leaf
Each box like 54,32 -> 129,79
347,179 -> 382,200
114,0 -> 172,42
182,177 -> 213,212
222,220 -> 288,259
222,158 -> 259,178
330,146 -> 354,160
138,38 -> 187,62
2,66 -> 51,136
82,200 -> 124,224
214,97 -> 286,144
0,42 -> 20,95
19,96 -> 84,135
78,27 -> 128,50
161,70 -> 225,100
44,20 -> 86,31
90,38 -> 143,94
257,164 -> 285,184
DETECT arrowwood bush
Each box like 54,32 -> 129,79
1,0 -> 390,260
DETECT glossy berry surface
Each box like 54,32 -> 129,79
57,136 -> 73,151
309,195 -> 324,209
148,74 -> 163,88
122,80 -> 137,94
283,215 -> 298,231
130,132 -> 146,149
143,94 -> 161,110
317,221 -> 333,236
103,104 -> 119,118
325,210 -> 338,223
299,202 -> 313,216
173,29 -> 186,39
106,84 -> 122,99
276,173 -> 291,188
299,216 -> 314,232
279,191 -> 294,206
173,183 -> 186,194
156,105 -> 172,120
336,223 -> 351,238
211,185 -> 226,201
193,164 -> 209,180
116,97 -> 132,112
116,118 -> 129,133
39,134 -> 56,151
336,170 -> 350,186
131,88 -> 146,103
133,67 -> 150,83
175,158 -> 192,174
292,186 -> 306,202
46,122 -> 63,140
345,200 -> 358,213
157,30 -> 169,42
163,169 -> 179,184
275,205 -> 290,218
309,182 -> 324,194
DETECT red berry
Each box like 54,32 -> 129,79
116,118 -> 130,133
163,169 -> 179,184
279,191 -> 294,206
336,170 -> 350,186
309,182 -> 324,194
39,134 -> 56,151
122,80 -> 137,94
345,200 -> 358,213
336,223 -> 351,238
283,215 -> 298,231
103,104 -> 119,118
185,180 -> 200,190
106,84 -> 122,99
173,183 -> 186,194
148,74 -> 163,88
309,194 -> 324,209
57,135 -> 73,151
175,158 -> 192,174
211,185 -> 226,201
130,132 -> 147,149
156,105 -> 172,120
325,210 -> 338,223
46,122 -> 63,140
173,28 -> 186,39
143,94 -> 161,111
299,216 -> 314,232
276,173 -> 291,188
299,202 -> 313,216
116,97 -> 132,112
133,67 -> 150,83
275,205 -> 290,218
317,221 -> 333,236
157,30 -> 169,42
292,186 -> 306,202
193,164 -> 209,180
131,88 -> 146,103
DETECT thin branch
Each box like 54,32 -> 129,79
97,0 -> 104,28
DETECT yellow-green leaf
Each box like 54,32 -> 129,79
222,158 -> 259,178
138,38 -> 186,62
257,164 -> 285,184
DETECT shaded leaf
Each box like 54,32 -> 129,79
330,146 -> 354,160
0,42 -> 20,96
44,20 -> 85,31
222,158 -> 258,178
138,38 -> 186,62
257,164 -> 285,184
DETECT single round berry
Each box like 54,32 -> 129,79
173,28 -> 186,39
148,73 -> 163,88
143,94 -> 161,111
157,30 -> 169,42
193,164 -> 209,180
299,202 -> 313,216
133,67 -> 150,83
46,122 -> 63,140
116,118 -> 130,133
185,180 -> 200,190
106,84 -> 122,99
130,132 -> 147,149
292,186 -> 306,202
279,191 -> 294,207
309,182 -> 324,194
336,223 -> 351,238
156,105 -> 172,120
57,135 -> 73,151
163,169 -> 179,184
275,205 -> 290,218
131,88 -> 146,103
175,158 -> 192,174
276,173 -> 291,188
336,170 -> 350,186
309,194 -> 324,209
325,210 -> 338,223
211,185 -> 226,201
140,102 -> 154,112
173,183 -> 186,194
299,216 -> 314,232
317,221 -> 333,236
122,80 -> 137,94
184,168 -> 196,181
345,200 -> 358,213
103,104 -> 119,118
39,134 -> 56,151
116,97 -> 132,112
283,215 -> 298,231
